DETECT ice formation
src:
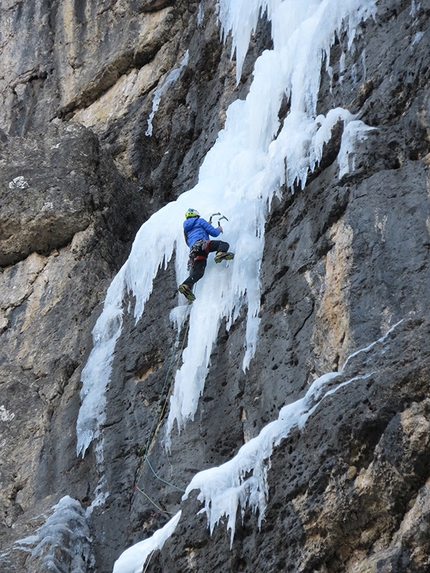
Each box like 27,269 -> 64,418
74,0 -> 384,569
146,51 -> 189,137
114,323 -> 400,570
112,511 -> 182,573
15,496 -> 94,573
76,0 -> 377,458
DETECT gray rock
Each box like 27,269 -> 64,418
0,122 -> 144,572
1,0 -> 430,572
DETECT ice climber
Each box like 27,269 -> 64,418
178,208 -> 234,301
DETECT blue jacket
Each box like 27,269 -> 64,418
184,217 -> 220,248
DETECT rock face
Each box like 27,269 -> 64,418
1,0 -> 430,573
0,122 -> 145,572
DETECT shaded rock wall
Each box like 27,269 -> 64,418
0,0 -> 430,572
98,1 -> 430,572
0,123 -> 145,572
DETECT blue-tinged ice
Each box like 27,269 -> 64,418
76,0 -> 377,458
146,51 -> 189,137
15,496 -> 94,573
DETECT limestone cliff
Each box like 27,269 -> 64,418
1,1 -> 430,573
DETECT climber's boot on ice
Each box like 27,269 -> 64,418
214,251 -> 235,264
178,283 -> 196,301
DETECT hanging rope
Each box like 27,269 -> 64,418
134,486 -> 176,516
132,318 -> 189,514
145,455 -> 185,493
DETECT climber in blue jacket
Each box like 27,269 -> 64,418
178,208 -> 234,301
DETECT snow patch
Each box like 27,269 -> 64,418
8,175 -> 29,189
197,2 -> 204,25
412,31 -> 424,46
338,119 -> 376,178
0,405 -> 15,422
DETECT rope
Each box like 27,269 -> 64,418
134,486 -> 176,516
142,318 -> 189,459
145,455 -> 185,493
133,318 -> 189,508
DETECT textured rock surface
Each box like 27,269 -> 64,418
148,318 -> 430,573
0,122 -> 145,572
1,0 -> 270,210
1,0 -> 430,572
0,123 -> 141,266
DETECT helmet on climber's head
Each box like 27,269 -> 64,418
185,208 -> 200,219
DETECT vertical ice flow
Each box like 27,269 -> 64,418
146,51 -> 189,137
76,0 -> 377,458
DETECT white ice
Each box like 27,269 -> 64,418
112,511 -> 181,573
338,119 -> 376,178
145,51 -> 189,137
76,0 -> 376,460
15,496 -> 93,573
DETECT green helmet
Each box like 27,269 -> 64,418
185,208 -> 200,219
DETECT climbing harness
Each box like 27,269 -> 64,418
187,238 -> 209,270
186,213 -> 230,271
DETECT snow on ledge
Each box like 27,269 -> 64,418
183,323 -> 400,545
112,511 -> 182,573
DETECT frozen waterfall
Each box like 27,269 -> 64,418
72,0 -> 380,570
76,0 -> 376,458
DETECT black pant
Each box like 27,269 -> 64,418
183,240 -> 229,289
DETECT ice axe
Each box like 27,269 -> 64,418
208,212 -> 221,224
209,212 -> 229,227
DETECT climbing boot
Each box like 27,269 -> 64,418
178,283 -> 196,301
214,251 -> 235,264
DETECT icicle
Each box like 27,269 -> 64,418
146,51 -> 189,137
76,0 -> 377,458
